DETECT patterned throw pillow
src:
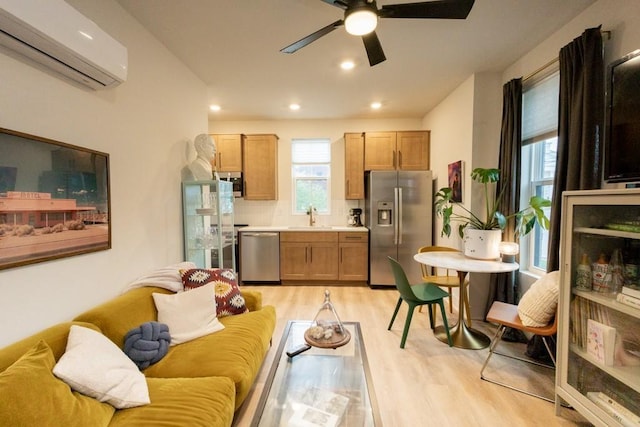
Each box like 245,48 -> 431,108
179,268 -> 248,317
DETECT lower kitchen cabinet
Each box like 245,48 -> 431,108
339,232 -> 368,281
280,232 -> 338,281
279,231 -> 369,282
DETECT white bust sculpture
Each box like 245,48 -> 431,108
187,134 -> 216,181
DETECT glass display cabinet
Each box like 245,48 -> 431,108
556,188 -> 640,426
182,180 -> 235,270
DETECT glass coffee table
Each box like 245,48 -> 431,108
251,320 -> 381,426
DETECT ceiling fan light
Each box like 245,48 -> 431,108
345,9 -> 378,36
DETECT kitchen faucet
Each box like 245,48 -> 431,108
308,204 -> 317,226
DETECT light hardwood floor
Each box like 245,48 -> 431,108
234,284 -> 592,427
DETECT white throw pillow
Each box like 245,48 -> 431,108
152,282 -> 225,345
125,261 -> 197,293
53,325 -> 150,409
517,270 -> 560,327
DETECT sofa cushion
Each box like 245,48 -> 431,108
53,325 -> 150,409
152,282 -> 225,345
0,321 -> 101,372
108,376 -> 235,427
0,340 -> 115,427
143,305 -> 276,410
180,268 -> 248,317
73,288 -> 264,348
74,286 -> 174,346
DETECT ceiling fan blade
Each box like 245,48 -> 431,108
380,0 -> 475,19
280,20 -> 344,54
362,31 -> 386,66
320,0 -> 350,10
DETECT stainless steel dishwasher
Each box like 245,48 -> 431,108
239,231 -> 280,282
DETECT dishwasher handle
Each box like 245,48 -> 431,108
241,232 -> 279,237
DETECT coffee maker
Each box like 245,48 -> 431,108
348,208 -> 363,227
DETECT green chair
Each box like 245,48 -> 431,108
387,257 -> 453,348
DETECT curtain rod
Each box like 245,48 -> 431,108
523,30 -> 611,82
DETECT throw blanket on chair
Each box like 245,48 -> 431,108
124,321 -> 171,370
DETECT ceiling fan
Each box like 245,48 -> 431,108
280,0 -> 475,67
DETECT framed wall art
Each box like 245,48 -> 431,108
448,160 -> 463,203
0,127 -> 111,270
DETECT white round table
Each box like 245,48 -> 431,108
413,251 -> 519,349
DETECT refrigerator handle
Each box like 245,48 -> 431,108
393,187 -> 399,245
398,187 -> 403,245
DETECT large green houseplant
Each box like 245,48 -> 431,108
434,167 -> 551,239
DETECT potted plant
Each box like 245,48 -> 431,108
434,167 -> 551,259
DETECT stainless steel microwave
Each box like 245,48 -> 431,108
221,172 -> 243,197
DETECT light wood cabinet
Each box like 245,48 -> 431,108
243,134 -> 278,200
364,131 -> 430,171
555,189 -> 640,426
344,132 -> 365,200
211,134 -> 242,172
280,232 -> 338,281
339,232 -> 368,281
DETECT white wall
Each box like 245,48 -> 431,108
421,73 -> 503,318
209,118 -> 423,227
0,0 -> 208,347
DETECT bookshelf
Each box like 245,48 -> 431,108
556,189 -> 640,426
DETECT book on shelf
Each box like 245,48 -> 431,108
616,292 -> 640,310
586,319 -> 616,366
621,285 -> 640,300
586,392 -> 640,427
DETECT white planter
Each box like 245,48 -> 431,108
463,228 -> 502,260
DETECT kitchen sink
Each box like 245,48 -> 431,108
287,225 -> 333,230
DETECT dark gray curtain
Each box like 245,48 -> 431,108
485,78 -> 523,317
547,27 -> 604,272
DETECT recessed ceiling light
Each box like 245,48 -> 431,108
340,60 -> 355,70
289,103 -> 301,111
209,105 -> 221,112
371,102 -> 382,109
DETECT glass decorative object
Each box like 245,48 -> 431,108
304,289 -> 351,348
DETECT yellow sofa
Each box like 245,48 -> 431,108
0,288 -> 276,427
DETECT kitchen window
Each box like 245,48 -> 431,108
520,66 -> 559,274
291,138 -> 331,214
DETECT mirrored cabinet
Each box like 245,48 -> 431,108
556,189 -> 640,426
182,180 -> 235,270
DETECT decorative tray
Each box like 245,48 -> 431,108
304,326 -> 351,349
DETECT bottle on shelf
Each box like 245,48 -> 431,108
592,253 -> 612,293
575,253 -> 592,291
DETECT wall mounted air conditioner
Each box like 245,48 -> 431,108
0,0 -> 127,89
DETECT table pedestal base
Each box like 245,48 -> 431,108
434,322 -> 490,350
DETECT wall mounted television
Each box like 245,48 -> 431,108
604,49 -> 640,183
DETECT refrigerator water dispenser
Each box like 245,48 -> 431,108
377,201 -> 393,226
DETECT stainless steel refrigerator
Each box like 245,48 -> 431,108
365,170 -> 432,287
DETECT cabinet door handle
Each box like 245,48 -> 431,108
393,151 -> 396,169
309,246 -> 313,264
398,151 -> 402,168
218,153 -> 222,168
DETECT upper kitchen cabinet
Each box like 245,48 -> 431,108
364,131 -> 430,171
242,134 -> 278,200
344,132 -> 365,200
211,134 -> 242,172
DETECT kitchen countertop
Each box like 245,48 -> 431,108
238,226 -> 368,232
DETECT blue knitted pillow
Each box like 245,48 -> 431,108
123,322 -> 171,370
